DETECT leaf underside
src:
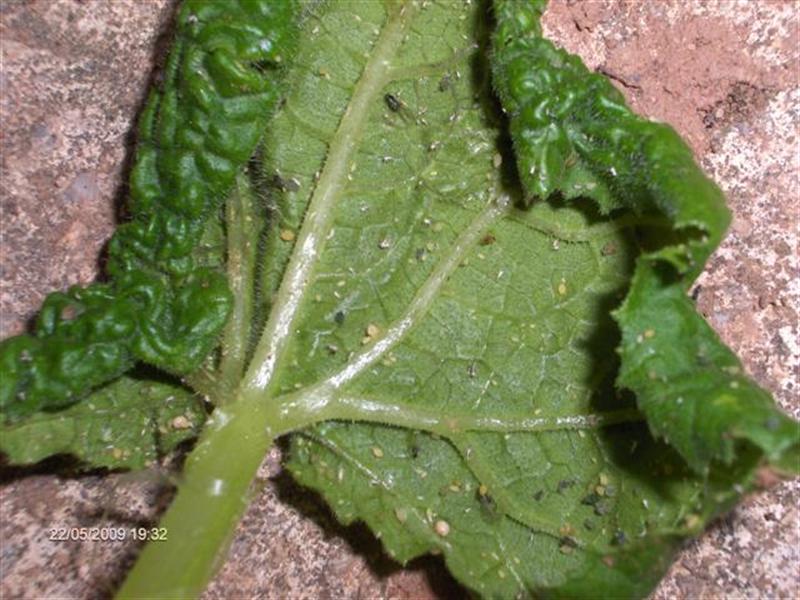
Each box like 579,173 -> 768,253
2,1 -> 797,599
0,375 -> 203,470
250,2 -> 794,597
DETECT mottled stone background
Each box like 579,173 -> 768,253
1,0 -> 797,598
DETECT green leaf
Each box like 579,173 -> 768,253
0,375 -> 204,469
0,0 -> 300,419
3,0 -> 797,597
205,1 -> 800,597
490,0 -> 800,474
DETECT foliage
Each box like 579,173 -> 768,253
1,1 -> 797,598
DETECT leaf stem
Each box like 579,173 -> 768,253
115,396 -> 281,599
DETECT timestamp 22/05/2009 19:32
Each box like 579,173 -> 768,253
48,527 -> 168,543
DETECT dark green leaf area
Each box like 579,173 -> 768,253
616,264 -> 800,473
0,0 -> 301,420
289,419 -> 754,598
492,0 -> 728,282
0,375 -> 204,469
491,0 -> 799,475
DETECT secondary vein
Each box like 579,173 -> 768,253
322,394 -> 642,436
327,197 -> 510,390
243,1 -> 416,393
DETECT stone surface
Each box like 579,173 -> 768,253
1,1 -> 797,598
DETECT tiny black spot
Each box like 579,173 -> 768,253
533,490 -> 544,501
271,173 -> 300,192
477,490 -> 500,521
581,492 -> 601,506
560,536 -> 578,549
612,529 -> 627,546
690,284 -> 703,302
334,311 -> 345,325
696,351 -> 711,367
250,59 -> 277,73
557,478 -> 576,493
594,500 -> 610,516
384,93 -> 402,112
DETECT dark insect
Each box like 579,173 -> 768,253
556,478 -> 576,493
271,173 -> 300,192
559,536 -> 578,550
333,310 -> 345,325
477,485 -> 500,522
384,93 -> 402,112
406,430 -> 421,458
581,492 -> 601,506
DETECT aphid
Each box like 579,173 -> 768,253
581,492 -> 601,507
477,485 -> 500,521
333,310 -> 345,325
559,537 -> 578,554
593,500 -> 610,516
557,478 -> 576,493
384,93 -> 403,112
612,529 -> 627,545
407,431 -> 421,458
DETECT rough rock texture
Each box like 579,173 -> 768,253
0,0 -> 176,338
1,1 -> 797,598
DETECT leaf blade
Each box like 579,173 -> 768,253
0,375 -> 204,470
252,1 -> 800,597
490,0 -> 800,474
